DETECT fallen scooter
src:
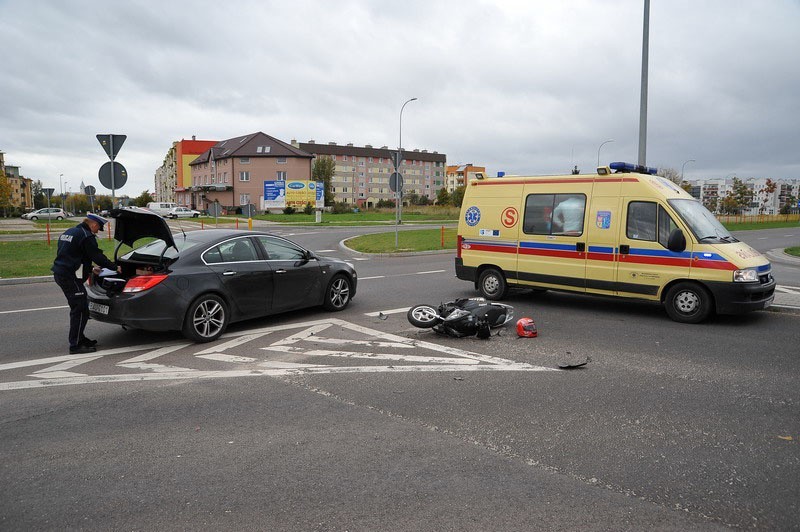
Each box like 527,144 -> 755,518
407,298 -> 514,338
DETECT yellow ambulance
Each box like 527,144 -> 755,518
455,162 -> 776,323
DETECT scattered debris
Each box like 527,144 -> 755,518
558,356 -> 591,370
378,312 -> 388,320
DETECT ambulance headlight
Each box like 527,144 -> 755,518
733,268 -> 759,282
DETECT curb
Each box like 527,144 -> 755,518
767,248 -> 800,265
0,275 -> 53,286
338,236 -> 455,258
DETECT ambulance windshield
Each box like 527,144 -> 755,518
668,199 -> 739,244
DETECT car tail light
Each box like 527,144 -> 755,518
123,274 -> 168,293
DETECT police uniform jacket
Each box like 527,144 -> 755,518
51,222 -> 116,280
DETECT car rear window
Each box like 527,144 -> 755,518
121,235 -> 204,261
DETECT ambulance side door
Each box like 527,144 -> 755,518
616,199 -> 689,299
584,195 -> 621,295
517,189 -> 587,292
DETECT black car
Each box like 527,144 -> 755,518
87,208 -> 357,342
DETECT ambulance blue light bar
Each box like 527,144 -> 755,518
609,162 -> 658,175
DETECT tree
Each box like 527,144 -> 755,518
780,194 -> 797,214
731,177 -> 753,214
312,155 -> 336,206
657,167 -> 681,185
133,190 -> 155,207
0,169 -> 11,217
450,185 -> 466,208
436,187 -> 450,205
32,180 -> 45,209
759,178 -> 777,214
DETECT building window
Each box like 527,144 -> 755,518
240,158 -> 250,164
276,171 -> 287,180
343,155 -> 348,161
277,157 -> 287,164
240,194 -> 250,205
239,171 -> 250,182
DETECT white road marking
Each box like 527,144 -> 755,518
359,275 -> 385,280
365,307 -> 410,317
775,285 -> 800,294
352,257 -> 370,261
416,270 -> 446,275
0,318 -> 558,391
316,249 -> 336,253
0,305 -> 67,314
196,354 -> 257,363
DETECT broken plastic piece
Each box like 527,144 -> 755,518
558,356 -> 591,370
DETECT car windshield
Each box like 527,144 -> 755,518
122,234 -> 204,261
668,199 -> 738,243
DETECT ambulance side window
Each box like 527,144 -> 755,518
552,194 -> 586,235
657,205 -> 679,248
627,202 -> 657,241
627,202 -> 678,248
523,194 -> 555,235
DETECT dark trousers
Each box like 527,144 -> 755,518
54,274 -> 89,348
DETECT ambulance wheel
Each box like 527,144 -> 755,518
478,268 -> 508,300
664,282 -> 713,324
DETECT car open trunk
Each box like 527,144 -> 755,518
90,207 -> 178,296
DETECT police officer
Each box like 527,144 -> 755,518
52,213 -> 119,354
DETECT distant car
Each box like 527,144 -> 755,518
21,208 -> 67,221
167,206 -> 201,219
87,208 -> 358,342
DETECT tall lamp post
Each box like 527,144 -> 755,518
681,159 -> 695,182
59,174 -> 64,209
597,139 -> 614,168
395,97 -> 417,247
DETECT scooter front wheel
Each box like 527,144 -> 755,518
407,304 -> 440,328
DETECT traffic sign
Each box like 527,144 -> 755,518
389,172 -> 403,193
242,204 -> 257,217
98,161 -> 128,190
42,188 -> 54,198
96,134 -> 127,161
84,185 -> 96,195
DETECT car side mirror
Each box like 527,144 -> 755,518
667,228 -> 686,253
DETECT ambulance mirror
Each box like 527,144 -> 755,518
667,228 -> 686,253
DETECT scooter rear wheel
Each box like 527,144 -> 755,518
407,304 -> 439,328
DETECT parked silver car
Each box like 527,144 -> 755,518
21,208 -> 67,221
167,206 -> 201,219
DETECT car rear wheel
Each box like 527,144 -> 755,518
664,282 -> 713,324
478,268 -> 508,300
183,294 -> 228,342
323,274 -> 352,311
56,216 -> 64,220
192,213 -> 199,218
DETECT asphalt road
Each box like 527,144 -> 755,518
1,224 -> 798,530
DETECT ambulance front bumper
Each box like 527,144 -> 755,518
705,276 -> 776,314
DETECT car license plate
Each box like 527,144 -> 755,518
88,301 -> 110,315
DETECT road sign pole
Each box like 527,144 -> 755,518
110,136 -> 116,204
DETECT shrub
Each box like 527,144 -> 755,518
283,206 -> 296,215
303,202 -> 315,215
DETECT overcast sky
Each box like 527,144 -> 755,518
2,0 -> 798,197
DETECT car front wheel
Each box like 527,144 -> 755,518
30,216 -> 38,221
56,216 -> 64,220
323,274 -> 352,311
664,282 -> 713,324
183,294 -> 228,342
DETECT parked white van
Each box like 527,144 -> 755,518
146,202 -> 178,217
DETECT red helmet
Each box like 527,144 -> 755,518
516,317 -> 537,338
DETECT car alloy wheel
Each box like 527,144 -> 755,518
183,294 -> 228,342
324,275 -> 351,311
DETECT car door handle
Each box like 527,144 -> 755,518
222,271 -> 236,276
275,269 -> 287,274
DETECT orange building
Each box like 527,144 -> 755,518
446,163 -> 486,191
155,136 -> 218,205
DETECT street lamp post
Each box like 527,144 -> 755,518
59,174 -> 64,209
597,139 -> 614,168
395,97 -> 417,247
681,159 -> 695,182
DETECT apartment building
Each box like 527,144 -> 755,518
687,176 -> 800,214
445,164 -> 486,192
0,152 -> 34,210
189,132 -> 313,212
294,140 -> 447,207
154,137 -> 218,205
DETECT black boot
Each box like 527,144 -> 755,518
80,336 -> 98,347
70,345 -> 97,354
